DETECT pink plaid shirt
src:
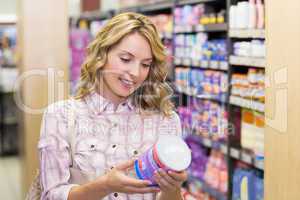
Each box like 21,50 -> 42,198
38,91 -> 182,200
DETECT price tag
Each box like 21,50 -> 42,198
255,160 -> 264,170
192,59 -> 200,67
196,25 -> 204,32
210,61 -> 219,69
241,152 -> 252,164
183,58 -> 191,66
201,60 -> 209,68
220,61 -> 229,70
230,148 -> 240,159
186,25 -> 193,32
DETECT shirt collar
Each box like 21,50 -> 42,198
85,91 -> 135,115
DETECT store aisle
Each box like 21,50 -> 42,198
0,156 -> 21,200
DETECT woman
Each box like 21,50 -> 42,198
38,12 -> 187,200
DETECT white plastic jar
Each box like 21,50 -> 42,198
134,135 -> 192,185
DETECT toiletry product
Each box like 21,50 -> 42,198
230,5 -> 238,29
256,0 -> 265,29
134,135 -> 192,185
248,0 -> 257,29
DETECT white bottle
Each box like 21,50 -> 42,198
229,5 -> 238,29
248,0 -> 257,29
237,1 -> 250,29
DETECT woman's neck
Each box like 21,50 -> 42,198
96,80 -> 127,109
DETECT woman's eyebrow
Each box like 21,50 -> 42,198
119,49 -> 152,61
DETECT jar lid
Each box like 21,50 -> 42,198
155,135 -> 191,171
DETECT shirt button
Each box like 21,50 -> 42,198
90,144 -> 95,149
112,144 -> 117,148
114,192 -> 118,197
133,150 -> 138,155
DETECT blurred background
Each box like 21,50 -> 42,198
0,0 -> 299,200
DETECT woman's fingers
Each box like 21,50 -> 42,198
154,170 -> 175,190
167,170 -> 188,182
124,186 -> 160,194
156,169 -> 180,187
120,174 -> 152,188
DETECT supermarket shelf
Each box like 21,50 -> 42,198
230,147 -> 264,171
188,176 -> 227,200
174,57 -> 229,71
229,29 -> 265,39
80,10 -> 113,20
229,55 -> 266,68
119,0 -> 173,13
188,134 -> 228,154
174,23 -> 227,33
139,1 -> 174,13
175,84 -> 227,103
177,0 -> 218,6
229,96 -> 264,113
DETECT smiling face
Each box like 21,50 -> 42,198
98,32 -> 153,105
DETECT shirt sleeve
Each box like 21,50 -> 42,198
38,100 -> 79,200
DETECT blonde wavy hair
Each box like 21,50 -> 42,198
75,12 -> 174,116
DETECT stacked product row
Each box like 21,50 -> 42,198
229,0 -> 265,30
178,97 -> 228,140
175,67 -> 228,101
233,40 -> 265,58
241,109 -> 264,157
174,4 -> 226,27
231,68 -> 265,103
174,33 -> 228,65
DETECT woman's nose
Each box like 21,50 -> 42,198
128,62 -> 140,77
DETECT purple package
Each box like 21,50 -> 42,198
69,28 -> 91,82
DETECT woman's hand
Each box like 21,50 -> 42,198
154,169 -> 187,199
103,160 -> 161,195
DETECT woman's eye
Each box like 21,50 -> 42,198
142,63 -> 151,68
120,57 -> 130,63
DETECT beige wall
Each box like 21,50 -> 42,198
17,0 -> 69,196
265,0 -> 300,199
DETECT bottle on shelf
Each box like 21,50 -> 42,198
248,0 -> 257,29
256,0 -> 265,29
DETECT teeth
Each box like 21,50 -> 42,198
121,79 -> 134,85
